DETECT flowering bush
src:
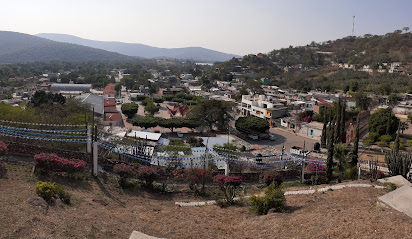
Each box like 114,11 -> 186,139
260,172 -> 283,187
34,153 -> 85,174
172,168 -> 212,192
113,164 -> 135,178
213,175 -> 242,204
137,166 -> 158,187
0,141 -> 8,155
306,161 -> 326,172
213,175 -> 242,189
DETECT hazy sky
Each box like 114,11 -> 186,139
1,0 -> 411,55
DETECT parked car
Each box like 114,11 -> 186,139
268,133 -> 276,141
177,131 -> 184,138
248,134 -> 258,140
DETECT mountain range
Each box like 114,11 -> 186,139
0,31 -> 133,64
36,33 -> 239,62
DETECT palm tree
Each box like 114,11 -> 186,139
400,121 -> 409,134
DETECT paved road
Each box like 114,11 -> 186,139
266,128 -> 318,152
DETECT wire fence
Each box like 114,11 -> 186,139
0,120 -> 329,169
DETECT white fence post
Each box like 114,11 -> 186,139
87,127 -> 91,153
93,141 -> 98,176
224,160 -> 229,176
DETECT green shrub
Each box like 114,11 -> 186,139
343,166 -> 358,180
387,182 -> 397,191
406,140 -> 412,148
380,135 -> 392,144
35,181 -> 71,204
249,183 -> 286,215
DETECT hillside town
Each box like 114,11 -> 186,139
1,9 -> 412,237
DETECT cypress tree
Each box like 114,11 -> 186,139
326,118 -> 335,182
321,112 -> 327,148
335,100 -> 341,144
351,113 -> 360,166
340,102 -> 346,143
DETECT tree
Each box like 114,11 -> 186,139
368,108 -> 399,136
30,91 -> 66,107
320,114 -> 328,148
235,116 -> 269,134
115,83 -> 122,96
144,102 -> 160,116
400,122 -> 409,134
131,117 -> 158,129
245,79 -> 263,96
334,144 -> 350,183
349,80 -> 359,92
340,102 -> 346,142
326,119 -> 335,182
335,100 -> 342,144
158,118 -> 184,132
187,136 -> 204,147
353,91 -> 370,111
187,100 -> 234,131
351,113 -> 360,166
388,93 -> 399,108
121,102 -> 138,119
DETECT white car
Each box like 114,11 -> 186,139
177,131 -> 184,138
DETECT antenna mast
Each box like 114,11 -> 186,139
352,15 -> 355,37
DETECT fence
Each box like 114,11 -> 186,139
0,120 -> 329,180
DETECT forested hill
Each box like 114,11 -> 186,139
268,30 -> 412,68
0,31 -> 133,63
210,29 -> 412,93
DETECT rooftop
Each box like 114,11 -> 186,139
103,83 -> 117,95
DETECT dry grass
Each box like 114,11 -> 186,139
1,163 -> 412,239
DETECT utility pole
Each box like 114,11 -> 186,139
301,140 -> 306,183
93,125 -> 98,177
281,143 -> 285,169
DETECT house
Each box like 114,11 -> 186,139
280,117 -> 297,129
103,98 -> 117,112
103,112 -> 123,127
103,83 -> 117,98
345,111 -> 369,143
80,93 -> 104,115
298,121 -> 323,139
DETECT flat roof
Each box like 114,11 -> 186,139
81,93 -> 104,115
126,130 -> 162,141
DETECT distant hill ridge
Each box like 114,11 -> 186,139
0,31 -> 134,63
36,33 -> 240,62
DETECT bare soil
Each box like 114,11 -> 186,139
1,163 -> 411,239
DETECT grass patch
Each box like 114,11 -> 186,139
387,182 -> 397,191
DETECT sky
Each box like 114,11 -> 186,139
1,0 -> 411,56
